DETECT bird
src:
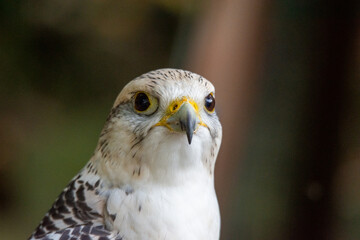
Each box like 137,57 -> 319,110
29,69 -> 222,240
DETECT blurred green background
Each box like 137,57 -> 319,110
0,0 -> 359,239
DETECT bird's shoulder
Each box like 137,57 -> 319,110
30,223 -> 122,240
29,164 -> 109,239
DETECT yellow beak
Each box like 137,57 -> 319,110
155,97 -> 206,144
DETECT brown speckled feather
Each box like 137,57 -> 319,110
29,164 -> 120,240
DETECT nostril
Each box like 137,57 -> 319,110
179,121 -> 186,131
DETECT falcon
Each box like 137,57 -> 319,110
29,69 -> 222,240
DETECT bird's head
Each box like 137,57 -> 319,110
95,69 -> 222,186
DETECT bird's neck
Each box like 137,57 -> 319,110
93,127 -> 217,189
92,145 -> 214,189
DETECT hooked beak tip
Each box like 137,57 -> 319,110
184,109 -> 195,145
186,130 -> 193,144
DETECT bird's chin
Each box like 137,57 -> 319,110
143,126 -> 211,165
159,129 -> 199,149
151,125 -> 208,148
170,131 -> 197,146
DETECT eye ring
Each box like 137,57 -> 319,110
133,92 -> 159,115
204,93 -> 215,113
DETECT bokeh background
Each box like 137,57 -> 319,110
1,0 -> 359,239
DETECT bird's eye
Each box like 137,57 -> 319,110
134,92 -> 159,115
204,93 -> 215,113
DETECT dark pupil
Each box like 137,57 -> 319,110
205,94 -> 215,111
135,93 -> 150,111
